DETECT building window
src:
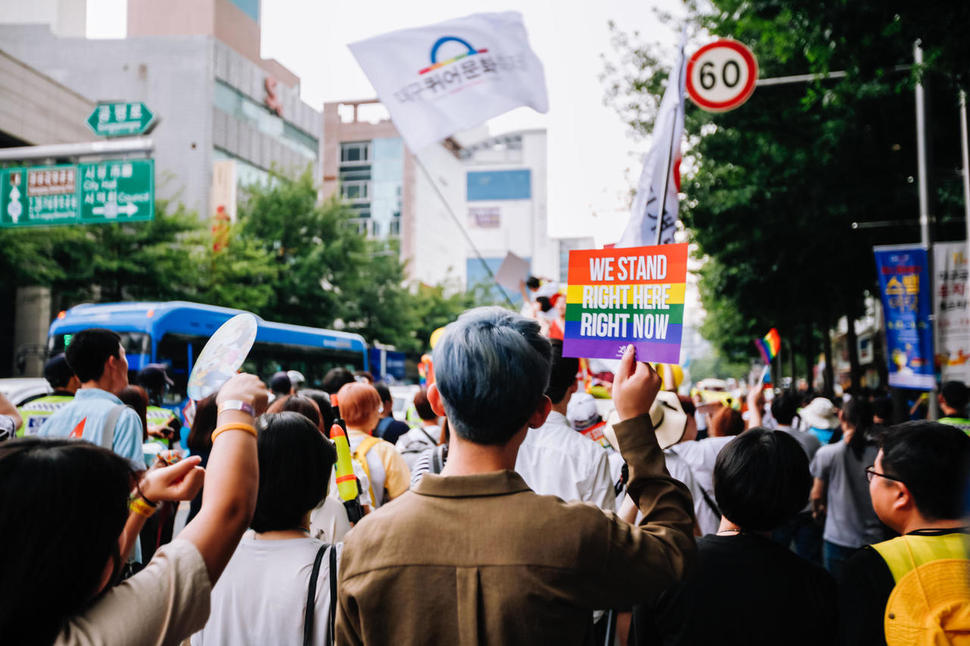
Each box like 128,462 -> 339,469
213,81 -> 317,160
341,142 -> 371,165
467,169 -> 532,201
341,180 -> 370,201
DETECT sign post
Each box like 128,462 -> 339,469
686,40 -> 759,113
86,102 -> 155,137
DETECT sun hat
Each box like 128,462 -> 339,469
566,392 -> 601,431
799,397 -> 840,430
602,391 -> 688,451
884,558 -> 970,645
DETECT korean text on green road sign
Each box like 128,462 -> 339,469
0,159 -> 154,228
87,102 -> 155,137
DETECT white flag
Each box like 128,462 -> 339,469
349,12 -> 549,153
617,33 -> 687,247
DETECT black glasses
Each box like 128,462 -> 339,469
865,466 -> 905,484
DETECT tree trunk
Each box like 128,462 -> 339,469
822,322 -> 835,398
845,315 -> 862,393
804,322 -> 815,390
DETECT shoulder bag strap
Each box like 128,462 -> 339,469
418,426 -> 438,446
327,545 -> 338,646
303,543 -> 330,646
698,485 -> 722,519
101,404 -> 126,451
431,444 -> 444,474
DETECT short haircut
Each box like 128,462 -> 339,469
336,382 -> 382,428
880,421 -> 970,521
374,382 -> 393,403
710,406 -> 744,437
251,412 -> 336,533
432,307 -> 551,445
43,354 -> 75,390
269,372 -> 292,396
941,381 -> 969,413
413,388 -> 437,422
770,391 -> 798,426
64,328 -> 121,383
300,389 -> 335,432
714,428 -> 811,531
526,276 -> 540,290
322,367 -> 355,395
545,339 -> 579,405
267,394 -> 321,429
0,438 -> 131,644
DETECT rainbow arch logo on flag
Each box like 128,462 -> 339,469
419,36 -> 488,75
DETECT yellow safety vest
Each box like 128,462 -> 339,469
16,395 -> 74,437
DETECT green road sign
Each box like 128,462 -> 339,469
86,102 -> 155,137
79,159 -> 154,223
0,159 -> 153,228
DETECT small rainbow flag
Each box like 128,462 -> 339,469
755,328 -> 781,365
563,243 -> 688,362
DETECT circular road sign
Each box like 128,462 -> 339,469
686,39 -> 758,113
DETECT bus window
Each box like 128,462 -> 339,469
156,333 -> 208,404
49,331 -> 150,358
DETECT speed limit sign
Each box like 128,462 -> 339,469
686,40 -> 758,113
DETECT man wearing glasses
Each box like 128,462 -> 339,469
839,421 -> 970,646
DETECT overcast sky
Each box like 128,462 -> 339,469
87,0 -> 684,244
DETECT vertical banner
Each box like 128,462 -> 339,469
933,242 -> 970,383
874,245 -> 935,389
563,243 -> 688,362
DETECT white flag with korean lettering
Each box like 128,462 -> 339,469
617,32 -> 687,247
349,12 -> 549,153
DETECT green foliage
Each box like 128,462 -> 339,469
603,1 -> 969,366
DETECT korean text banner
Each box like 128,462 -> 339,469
933,242 -> 970,383
349,12 -> 549,153
563,243 -> 688,363
873,245 -> 935,390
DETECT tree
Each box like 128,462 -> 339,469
603,3 -> 969,391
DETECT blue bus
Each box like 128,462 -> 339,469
47,301 -> 369,404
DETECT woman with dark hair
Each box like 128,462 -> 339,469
810,396 -> 888,578
631,428 -> 837,646
186,395 -> 219,523
301,389 -> 336,433
191,412 -> 339,645
0,373 -> 266,646
118,385 -> 149,443
267,394 -> 321,428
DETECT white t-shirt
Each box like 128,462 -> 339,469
191,532 -> 340,646
56,539 -> 210,646
670,435 -> 735,504
664,449 -> 719,536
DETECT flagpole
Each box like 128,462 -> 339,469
414,154 -> 516,308
655,40 -> 686,247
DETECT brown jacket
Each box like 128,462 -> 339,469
335,413 -> 696,646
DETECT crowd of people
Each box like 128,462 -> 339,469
0,308 -> 968,645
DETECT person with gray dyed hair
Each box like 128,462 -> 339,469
336,307 -> 696,646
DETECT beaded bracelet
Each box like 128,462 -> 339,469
210,422 -> 258,442
130,496 -> 158,518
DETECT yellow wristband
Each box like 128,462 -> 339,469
211,422 -> 258,442
130,496 -> 157,518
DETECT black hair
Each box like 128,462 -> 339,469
118,385 -> 149,442
44,354 -> 75,390
841,396 -> 874,459
713,428 -> 811,532
678,394 -> 696,417
871,396 -> 892,423
64,328 -> 122,383
545,339 -> 579,405
187,395 -> 219,452
269,372 -> 292,396
354,370 -> 375,384
536,296 -> 553,312
374,383 -> 392,403
770,391 -> 798,426
321,367 -> 355,395
413,388 -> 437,421
279,394 -> 320,428
0,438 -> 131,644
251,412 -> 337,533
525,276 -> 541,290
941,381 -> 970,414
880,421 -> 970,521
300,389 -> 335,432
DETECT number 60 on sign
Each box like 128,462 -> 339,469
685,39 -> 758,113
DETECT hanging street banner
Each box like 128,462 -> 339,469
617,30 -> 686,247
933,242 -> 970,383
349,11 -> 548,153
563,243 -> 688,363
0,159 -> 154,228
87,102 -> 155,137
873,245 -> 935,390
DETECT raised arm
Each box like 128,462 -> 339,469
177,374 -> 267,583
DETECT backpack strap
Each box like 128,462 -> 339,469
352,436 -> 383,506
698,485 -> 721,519
101,404 -> 127,451
327,545 -> 338,646
431,444 -> 444,474
304,542 -> 331,646
418,426 -> 438,446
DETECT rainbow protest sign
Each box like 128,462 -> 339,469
563,243 -> 688,362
